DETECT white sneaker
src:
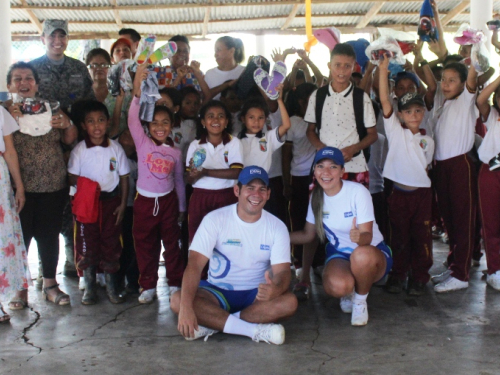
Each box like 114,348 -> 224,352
431,269 -> 452,284
96,273 -> 106,287
486,271 -> 500,291
340,291 -> 354,313
295,267 -> 303,280
351,300 -> 368,326
79,277 -> 85,291
138,288 -> 157,304
252,323 -> 285,345
169,286 -> 181,295
185,325 -> 218,342
434,276 -> 469,293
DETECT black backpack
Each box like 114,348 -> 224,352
314,84 -> 371,162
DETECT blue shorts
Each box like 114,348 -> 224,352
325,241 -> 393,278
199,280 -> 258,313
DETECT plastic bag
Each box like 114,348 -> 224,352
453,23 -> 483,45
365,36 -> 406,66
471,42 -> 490,74
107,59 -> 135,96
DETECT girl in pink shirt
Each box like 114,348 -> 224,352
129,64 -> 186,304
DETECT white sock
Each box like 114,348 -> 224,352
232,311 -> 241,319
353,292 -> 368,303
223,314 -> 257,338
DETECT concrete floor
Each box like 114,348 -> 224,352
1,239 -> 500,375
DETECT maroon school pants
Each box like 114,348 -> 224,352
478,164 -> 500,275
188,187 -> 237,242
434,154 -> 477,282
133,192 -> 184,290
74,195 -> 122,273
289,175 -> 310,268
387,187 -> 433,283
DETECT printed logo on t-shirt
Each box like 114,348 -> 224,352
260,244 -> 270,251
222,239 -> 242,247
174,132 -> 182,144
419,139 -> 428,150
259,139 -> 267,152
109,157 -> 116,172
144,152 -> 175,179
224,151 -> 229,164
344,211 -> 353,218
210,249 -> 231,282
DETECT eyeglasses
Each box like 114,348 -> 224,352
87,63 -> 111,69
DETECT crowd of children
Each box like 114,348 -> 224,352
2,10 -> 500,332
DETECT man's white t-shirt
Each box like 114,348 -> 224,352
190,203 -> 291,290
306,180 -> 384,256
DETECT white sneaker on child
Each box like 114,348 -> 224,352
434,276 -> 468,293
96,273 -> 106,287
79,277 -> 85,291
252,324 -> 285,345
351,300 -> 369,326
138,288 -> 157,304
185,325 -> 218,342
486,271 -> 500,291
340,291 -> 354,313
431,269 -> 452,284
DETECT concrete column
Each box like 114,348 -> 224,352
470,0 -> 493,50
0,1 -> 12,101
256,33 -> 266,57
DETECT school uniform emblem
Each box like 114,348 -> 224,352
259,139 -> 267,152
109,157 -> 117,171
419,139 -> 428,150
224,151 -> 229,163
174,132 -> 182,144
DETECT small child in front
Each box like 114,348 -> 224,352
68,100 -> 130,305
378,55 -> 435,296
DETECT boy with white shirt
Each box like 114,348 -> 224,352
379,56 -> 435,296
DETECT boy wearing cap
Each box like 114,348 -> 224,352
379,55 -> 435,295
171,166 -> 297,345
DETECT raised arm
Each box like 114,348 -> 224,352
276,84 -> 291,138
378,55 -> 393,117
297,49 -> 324,87
467,62 -> 478,92
476,74 -> 500,120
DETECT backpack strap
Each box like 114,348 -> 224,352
314,85 -> 330,136
352,86 -> 371,162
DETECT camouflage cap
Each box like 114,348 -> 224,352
42,19 -> 68,36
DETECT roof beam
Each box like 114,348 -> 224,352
11,23 -> 462,42
440,0 -> 470,26
20,0 -> 42,34
11,0 -> 424,12
281,4 -> 300,30
356,2 -> 386,28
202,3 -> 211,38
109,0 -> 123,29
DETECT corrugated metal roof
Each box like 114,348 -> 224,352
9,0 -> 500,39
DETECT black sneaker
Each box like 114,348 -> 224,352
407,280 -> 426,296
385,276 -> 404,294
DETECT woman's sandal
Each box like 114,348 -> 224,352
0,305 -> 11,323
42,284 -> 70,306
8,299 -> 28,311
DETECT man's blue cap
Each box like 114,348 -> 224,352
313,147 -> 345,167
238,166 -> 270,186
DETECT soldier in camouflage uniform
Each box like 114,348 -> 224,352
30,19 -> 96,281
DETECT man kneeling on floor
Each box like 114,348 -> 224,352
171,166 -> 298,345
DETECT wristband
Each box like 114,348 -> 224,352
420,60 -> 428,67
